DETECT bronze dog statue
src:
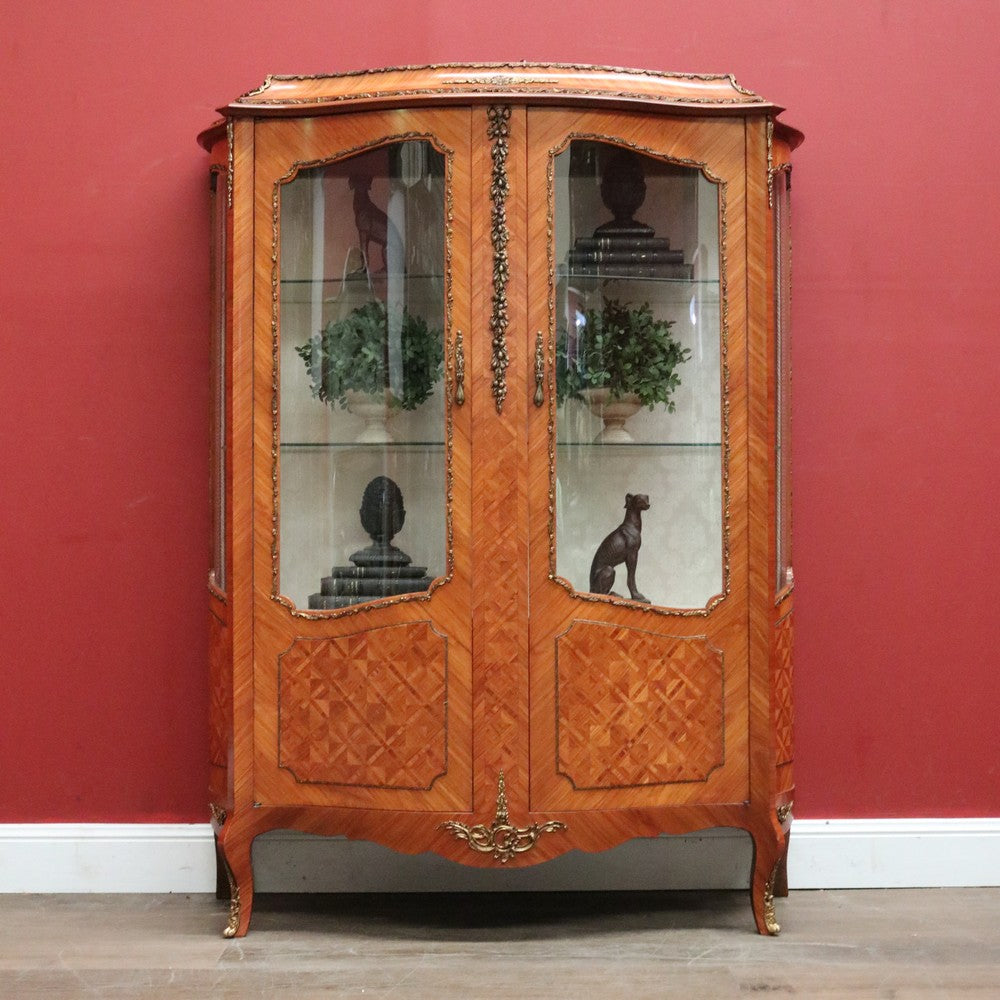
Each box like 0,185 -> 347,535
589,493 -> 651,603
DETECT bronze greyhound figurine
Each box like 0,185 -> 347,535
589,493 -> 650,603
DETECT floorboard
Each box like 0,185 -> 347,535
1,889 -> 997,998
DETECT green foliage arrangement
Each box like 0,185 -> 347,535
555,299 -> 692,411
296,300 -> 444,411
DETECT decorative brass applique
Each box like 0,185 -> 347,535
487,105 -> 511,414
216,847 -> 241,938
225,120 -> 234,209
441,771 -> 566,863
777,801 -> 794,825
766,118 -> 774,209
235,65 -> 769,109
533,331 -> 545,406
764,861 -> 781,935
767,126 -> 793,214
254,63 -> 763,90
770,163 -> 792,214
454,330 -> 466,405
237,76 -> 275,101
223,880 -> 241,938
240,85 -> 765,110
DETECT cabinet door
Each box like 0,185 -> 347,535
526,110 -> 750,811
251,110 -> 474,813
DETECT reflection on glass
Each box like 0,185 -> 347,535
209,169 -> 227,593
775,168 -> 792,592
278,141 -> 447,610
553,141 -> 723,610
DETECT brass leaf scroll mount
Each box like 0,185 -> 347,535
487,105 -> 511,414
533,331 -> 545,406
764,860 -> 781,935
441,771 -> 566,863
454,330 -> 466,406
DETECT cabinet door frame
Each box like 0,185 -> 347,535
524,109 -> 751,813
249,109 -> 475,814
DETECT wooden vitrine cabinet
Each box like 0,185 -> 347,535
200,64 -> 801,937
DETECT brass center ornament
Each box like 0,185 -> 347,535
441,771 -> 567,863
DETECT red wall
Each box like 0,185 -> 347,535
4,1 -> 999,822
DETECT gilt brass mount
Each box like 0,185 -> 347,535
487,105 -> 511,413
454,330 -> 466,405
533,331 -> 545,406
764,860 -> 781,935
441,771 -> 566,863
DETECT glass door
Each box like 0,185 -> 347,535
551,140 -> 723,610
251,110 -> 474,813
527,109 -> 751,812
277,139 -> 449,611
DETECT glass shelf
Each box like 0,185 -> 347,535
556,441 -> 720,449
279,274 -> 445,305
281,441 -> 445,450
281,275 -> 444,285
560,271 -> 720,288
280,442 -> 717,450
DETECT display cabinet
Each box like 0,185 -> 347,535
200,64 -> 801,937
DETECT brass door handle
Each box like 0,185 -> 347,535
533,331 -> 545,407
454,331 -> 465,406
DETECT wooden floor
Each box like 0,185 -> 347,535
1,889 -> 998,998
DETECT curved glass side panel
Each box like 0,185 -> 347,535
553,140 -> 723,610
775,167 -> 793,592
278,141 -> 447,610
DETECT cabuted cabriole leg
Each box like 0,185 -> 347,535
211,805 -> 256,938
749,824 -> 785,935
773,830 -> 791,898
773,801 -> 793,898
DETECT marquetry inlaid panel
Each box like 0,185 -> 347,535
555,621 -> 724,789
277,621 -> 448,790
473,401 -> 523,790
774,610 -> 794,767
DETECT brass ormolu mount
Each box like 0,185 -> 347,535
441,771 -> 566,863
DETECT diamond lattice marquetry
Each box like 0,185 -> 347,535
474,414 -> 524,787
278,622 -> 448,789
556,622 -> 724,789
774,613 -> 794,767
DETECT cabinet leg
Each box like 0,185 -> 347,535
213,832 -> 229,900
750,827 -> 784,936
215,812 -> 256,938
773,824 -> 791,898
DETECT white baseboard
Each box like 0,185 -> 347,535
787,818 -> 1000,889
1,819 -> 998,894
0,824 -> 216,894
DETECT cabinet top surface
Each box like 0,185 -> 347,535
199,63 -> 800,148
